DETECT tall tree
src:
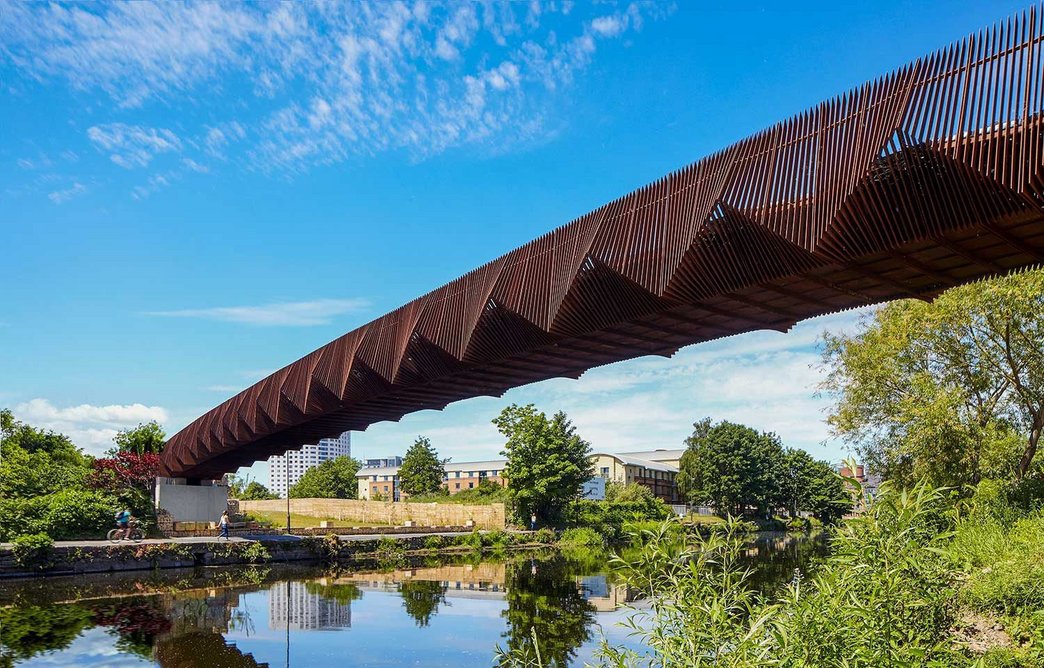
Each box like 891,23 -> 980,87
289,456 -> 362,499
111,421 -> 166,456
1,408 -> 91,498
494,404 -> 594,525
776,448 -> 852,524
676,418 -> 783,517
821,270 -> 1044,485
398,436 -> 445,497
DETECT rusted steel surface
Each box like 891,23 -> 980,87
161,7 -> 1044,479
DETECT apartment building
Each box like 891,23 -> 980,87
269,431 -> 352,498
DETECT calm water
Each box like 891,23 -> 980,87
0,533 -> 825,667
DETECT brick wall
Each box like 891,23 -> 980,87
239,499 -> 505,530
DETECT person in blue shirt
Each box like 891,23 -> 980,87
114,509 -> 132,541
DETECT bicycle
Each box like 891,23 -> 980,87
107,519 -> 144,543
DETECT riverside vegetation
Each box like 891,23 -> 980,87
496,475 -> 1044,668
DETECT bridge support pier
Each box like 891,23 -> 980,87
154,476 -> 229,524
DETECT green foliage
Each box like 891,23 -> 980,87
558,527 -> 604,549
241,541 -> 271,564
676,418 -> 783,517
494,404 -> 594,525
589,482 -> 961,668
413,478 -> 507,504
604,481 -> 658,504
531,528 -> 556,544
423,535 -> 445,550
399,436 -> 446,497
11,533 -> 54,570
1,409 -> 91,498
565,500 -> 672,543
949,489 -> 1044,658
289,455 -> 362,498
229,478 -> 278,500
0,488 -> 119,541
821,270 -> 1044,486
777,448 -> 853,524
111,421 -> 166,455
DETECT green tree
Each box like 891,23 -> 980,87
110,421 -> 166,456
821,270 -> 1044,485
494,404 -> 594,525
398,436 -> 445,497
777,448 -> 852,524
676,418 -> 784,517
1,409 -> 91,499
288,455 -> 361,499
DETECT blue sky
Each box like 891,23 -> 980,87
0,1 -> 1028,482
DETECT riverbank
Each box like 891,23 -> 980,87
0,530 -> 550,579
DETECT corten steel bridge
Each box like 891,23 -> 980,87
161,8 -> 1044,480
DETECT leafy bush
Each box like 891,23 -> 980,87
482,529 -> 511,548
12,533 -> 54,570
423,535 -> 444,550
547,481 -> 961,668
565,500 -> 672,543
411,479 -> 507,504
0,489 -> 118,541
242,542 -> 271,564
531,528 -> 556,544
558,527 -> 604,549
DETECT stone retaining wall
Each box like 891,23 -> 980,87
239,498 -> 505,530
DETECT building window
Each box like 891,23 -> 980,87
601,467 -> 609,476
455,483 -> 460,490
468,482 -> 474,489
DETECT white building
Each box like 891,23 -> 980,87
269,432 -> 351,497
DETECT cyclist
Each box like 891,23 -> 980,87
114,508 -> 132,541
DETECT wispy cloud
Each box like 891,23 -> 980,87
86,123 -> 181,168
14,398 -> 169,455
146,298 -> 369,326
1,2 -> 668,174
202,384 -> 244,393
47,182 -> 87,204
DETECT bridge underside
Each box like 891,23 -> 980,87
161,8 -> 1044,480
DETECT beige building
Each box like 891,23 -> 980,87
357,449 -> 683,503
590,452 -> 679,502
357,459 -> 507,501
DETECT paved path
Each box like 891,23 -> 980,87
1,530 -> 481,550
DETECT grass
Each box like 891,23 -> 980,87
245,511 -> 395,529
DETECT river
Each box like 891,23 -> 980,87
0,532 -> 826,667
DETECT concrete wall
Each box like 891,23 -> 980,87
239,498 -> 505,529
155,480 -> 228,523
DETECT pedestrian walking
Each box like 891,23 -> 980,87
219,510 -> 230,539
530,512 -> 537,531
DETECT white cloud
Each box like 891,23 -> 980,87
146,297 -> 370,326
182,157 -> 209,173
2,2 -> 667,173
590,15 -> 627,37
86,123 -> 181,168
202,384 -> 244,393
47,182 -> 87,204
14,398 -> 169,455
